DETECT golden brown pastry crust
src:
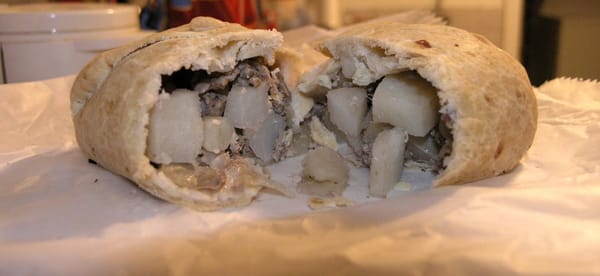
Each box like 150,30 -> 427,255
302,22 -> 537,186
71,17 -> 284,210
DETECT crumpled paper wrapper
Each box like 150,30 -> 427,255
2,14 -> 600,274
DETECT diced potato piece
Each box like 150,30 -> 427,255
203,116 -> 235,154
298,146 -> 349,197
369,127 -> 408,198
372,72 -> 439,137
224,83 -> 270,130
327,87 -> 368,137
147,89 -> 203,164
249,113 -> 286,162
302,146 -> 349,183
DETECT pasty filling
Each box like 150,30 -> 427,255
146,57 -> 294,195
145,56 -> 454,199
300,67 -> 453,197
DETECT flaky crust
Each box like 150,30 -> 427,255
70,17 -> 283,210
309,23 -> 537,186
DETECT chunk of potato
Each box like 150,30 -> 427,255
249,113 -> 286,162
369,127 -> 408,198
298,146 -> 349,197
327,87 -> 368,138
203,116 -> 234,154
147,89 -> 204,164
372,72 -> 439,137
224,83 -> 270,130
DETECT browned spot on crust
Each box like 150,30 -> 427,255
106,99 -> 117,113
494,142 -> 504,159
484,94 -> 493,104
415,40 -> 431,48
515,90 -> 524,99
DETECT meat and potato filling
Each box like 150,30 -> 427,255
146,58 -> 294,192
146,56 -> 452,199
302,70 -> 452,197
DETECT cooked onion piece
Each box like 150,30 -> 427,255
223,83 -> 270,130
369,127 -> 408,198
289,89 -> 314,129
372,72 -> 440,137
210,153 -> 292,197
326,87 -> 368,138
340,55 -> 358,79
363,122 -> 393,146
160,163 -> 225,191
249,113 -> 286,162
406,135 -> 439,165
298,146 -> 349,197
309,116 -> 338,150
286,126 -> 312,157
147,89 -> 204,164
203,116 -> 235,154
308,195 -> 354,210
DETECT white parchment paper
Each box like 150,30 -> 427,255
1,17 -> 600,273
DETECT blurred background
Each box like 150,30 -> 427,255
0,0 -> 599,85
